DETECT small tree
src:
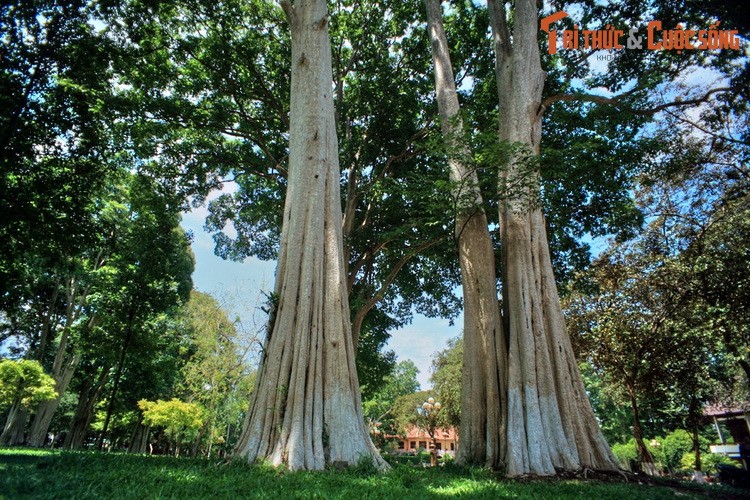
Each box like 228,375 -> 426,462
138,398 -> 205,457
0,359 -> 57,445
430,337 -> 463,431
363,360 -> 421,449
0,359 -> 57,408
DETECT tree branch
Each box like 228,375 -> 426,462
664,109 -> 750,147
351,237 -> 445,347
539,87 -> 733,118
280,0 -> 295,25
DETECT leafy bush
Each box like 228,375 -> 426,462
654,429 -> 694,473
680,452 -> 736,474
612,430 -> 712,474
381,450 -> 433,467
611,440 -> 638,470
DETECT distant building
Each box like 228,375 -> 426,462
393,426 -> 458,457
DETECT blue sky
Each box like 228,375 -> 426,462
180,204 -> 458,389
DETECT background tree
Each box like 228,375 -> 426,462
393,391 -> 442,435
566,240 -> 693,473
566,200 -> 743,474
363,360 -> 421,425
0,360 -> 57,445
177,291 -> 257,457
362,360 -> 421,447
0,0 -> 120,445
87,174 -> 194,448
429,337 -> 462,432
138,398 -> 206,457
0,0 -> 114,316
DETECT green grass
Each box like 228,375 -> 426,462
0,447 -> 738,499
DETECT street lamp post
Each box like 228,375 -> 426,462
419,397 -> 441,466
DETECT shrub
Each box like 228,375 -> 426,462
655,429 -> 694,473
611,440 -> 638,470
680,452 -> 736,474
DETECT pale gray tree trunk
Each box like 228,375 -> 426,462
424,0 -> 507,468
0,283 -> 63,446
487,0 -> 619,476
232,0 -> 386,471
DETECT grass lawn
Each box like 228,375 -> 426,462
0,447 -> 743,499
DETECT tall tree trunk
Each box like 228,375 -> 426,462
2,278 -> 67,446
27,353 -> 80,446
487,0 -> 618,475
692,425 -> 703,471
424,0 -> 507,468
27,320 -> 83,446
65,365 -> 110,449
627,384 -> 655,472
128,422 -> 151,454
98,311 -> 135,449
28,263 -> 102,446
0,402 -> 28,446
35,276 -> 62,361
232,0 -> 386,471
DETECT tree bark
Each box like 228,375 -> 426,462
1,278 -> 67,446
26,353 -> 80,447
27,317 -> 83,446
98,310 -> 135,449
232,0 -> 386,471
692,426 -> 702,473
128,421 -> 151,454
0,402 -> 28,446
424,0 -> 507,468
487,0 -> 619,475
64,365 -> 110,449
627,384 -> 655,472
28,259 -> 103,446
35,278 -> 61,362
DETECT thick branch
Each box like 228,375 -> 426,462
280,0 -> 295,25
487,0 -> 510,57
346,239 -> 392,293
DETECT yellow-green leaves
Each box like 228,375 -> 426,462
0,360 -> 58,409
138,398 -> 206,443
